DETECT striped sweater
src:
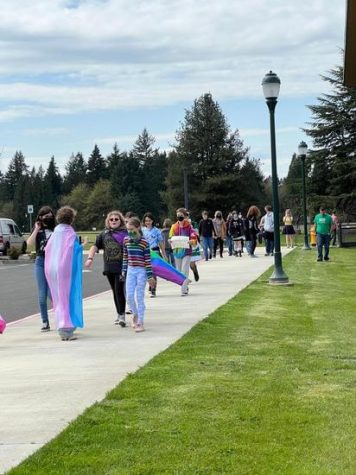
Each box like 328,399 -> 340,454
122,236 -> 153,279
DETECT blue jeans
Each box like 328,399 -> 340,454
34,256 -> 51,324
166,248 -> 175,268
264,231 -> 274,255
317,233 -> 330,259
246,239 -> 257,255
226,235 -> 234,255
201,237 -> 214,260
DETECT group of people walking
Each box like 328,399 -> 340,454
27,203 -> 338,340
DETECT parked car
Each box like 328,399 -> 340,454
0,218 -> 27,255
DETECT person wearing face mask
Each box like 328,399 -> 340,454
142,212 -> 167,298
229,211 -> 245,257
26,206 -> 56,332
169,208 -> 197,296
212,211 -> 226,258
121,217 -> 155,332
85,210 -> 128,327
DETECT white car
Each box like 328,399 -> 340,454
0,218 -> 27,255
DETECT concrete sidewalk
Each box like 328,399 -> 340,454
0,249 -> 292,474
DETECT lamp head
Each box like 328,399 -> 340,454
262,71 -> 281,99
298,141 -> 308,157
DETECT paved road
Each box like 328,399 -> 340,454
0,258 -> 110,323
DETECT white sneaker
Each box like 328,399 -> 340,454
118,314 -> 126,327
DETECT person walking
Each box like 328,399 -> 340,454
44,206 -> 83,341
282,209 -> 296,248
188,216 -> 201,282
142,212 -> 167,297
314,206 -> 333,261
85,210 -> 128,327
122,217 -> 155,333
198,211 -> 215,261
212,211 -> 226,258
26,206 -> 56,332
244,205 -> 260,257
169,208 -> 197,296
161,218 -> 175,267
229,211 -> 245,257
261,205 -> 274,256
225,211 -> 235,256
330,210 -> 340,246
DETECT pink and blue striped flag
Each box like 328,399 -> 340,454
45,224 -> 83,330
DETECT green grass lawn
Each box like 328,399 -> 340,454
9,248 -> 356,474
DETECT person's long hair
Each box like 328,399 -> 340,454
247,206 -> 261,219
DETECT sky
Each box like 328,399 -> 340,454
0,0 -> 347,178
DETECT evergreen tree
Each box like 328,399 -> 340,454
110,151 -> 144,215
304,64 -> 356,202
86,144 -> 107,185
4,151 -> 29,201
131,129 -> 167,218
107,143 -> 122,174
166,93 -> 264,217
132,128 -> 156,166
43,156 -> 62,209
63,153 -> 87,193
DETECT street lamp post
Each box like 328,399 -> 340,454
298,141 -> 311,250
262,71 -> 289,285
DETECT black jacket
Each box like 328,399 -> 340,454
199,218 -> 215,238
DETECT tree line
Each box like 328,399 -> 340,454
0,93 -> 267,231
2,60 -> 354,232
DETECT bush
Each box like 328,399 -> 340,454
8,246 -> 21,260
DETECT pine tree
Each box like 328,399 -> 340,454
132,128 -> 156,166
63,153 -> 87,193
43,157 -> 62,209
86,144 -> 107,185
110,151 -> 144,215
131,129 -> 167,219
4,151 -> 29,201
304,65 -> 356,198
166,93 -> 264,217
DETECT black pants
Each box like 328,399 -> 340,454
106,273 -> 126,315
213,237 -> 224,257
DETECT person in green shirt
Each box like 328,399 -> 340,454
314,207 -> 333,261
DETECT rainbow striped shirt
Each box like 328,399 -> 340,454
122,237 -> 153,279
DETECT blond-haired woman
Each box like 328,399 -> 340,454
85,210 -> 128,326
282,209 -> 296,248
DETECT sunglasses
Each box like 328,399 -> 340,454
109,218 -> 120,222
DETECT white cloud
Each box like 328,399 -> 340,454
0,1 -> 346,121
23,127 -> 69,136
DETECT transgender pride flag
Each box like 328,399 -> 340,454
44,224 -> 83,330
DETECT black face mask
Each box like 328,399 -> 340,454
42,216 -> 55,227
177,216 -> 184,221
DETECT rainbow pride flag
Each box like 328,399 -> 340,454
150,250 -> 187,286
45,224 -> 83,330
